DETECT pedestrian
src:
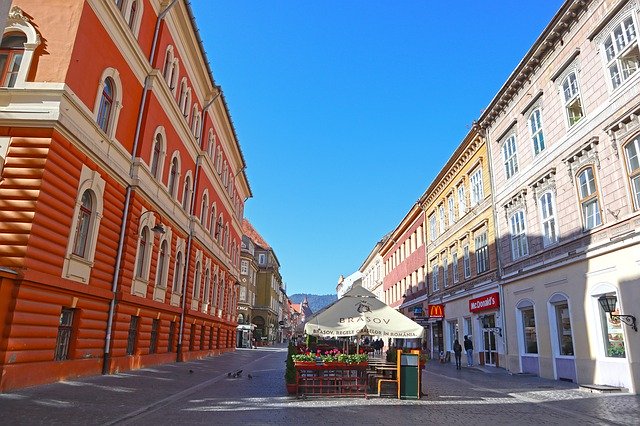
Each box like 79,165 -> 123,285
464,335 -> 474,367
453,340 -> 463,370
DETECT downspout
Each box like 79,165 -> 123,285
176,88 -> 221,361
480,123 -> 509,369
102,0 -> 179,375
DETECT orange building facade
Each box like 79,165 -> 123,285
0,0 -> 251,391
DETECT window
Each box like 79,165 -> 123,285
179,80 -> 188,112
475,232 -> 489,274
599,293 -> 625,358
624,136 -> 640,209
258,253 -> 266,265
241,260 -> 249,275
442,257 -> 448,288
431,262 -> 439,292
602,15 -> 638,89
554,302 -> 574,356
216,217 -> 223,244
452,252 -> 459,283
470,169 -> 483,206
502,135 -> 519,179
203,269 -> 211,304
54,308 -> 75,361
521,307 -> 538,354
0,33 -> 26,87
510,210 -> 529,260
127,1 -> 138,31
458,184 -> 466,216
136,226 -> 150,279
193,261 -> 201,299
448,196 -> 455,224
97,77 -> 114,133
439,205 -> 446,232
149,319 -> 159,354
156,240 -> 168,288
429,214 -> 437,241
200,193 -> 208,226
72,190 -> 93,257
126,316 -> 139,355
168,321 -> 176,352
529,108 -> 545,155
577,167 -> 602,230
182,175 -> 191,211
562,72 -> 584,127
172,252 -> 182,293
539,192 -> 558,246
163,46 -> 173,83
463,245 -> 471,278
150,134 -> 163,179
168,156 -> 179,197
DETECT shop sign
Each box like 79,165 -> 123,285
469,292 -> 500,313
427,304 -> 444,318
413,306 -> 424,316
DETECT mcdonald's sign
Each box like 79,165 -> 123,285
428,304 -> 444,318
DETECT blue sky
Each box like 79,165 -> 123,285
191,1 -> 564,296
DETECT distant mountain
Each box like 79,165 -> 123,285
289,293 -> 337,314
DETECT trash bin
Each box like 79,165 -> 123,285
399,351 -> 420,399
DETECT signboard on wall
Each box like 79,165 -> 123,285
427,304 -> 444,319
469,292 -> 500,313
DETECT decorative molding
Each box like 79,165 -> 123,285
561,136 -> 600,182
520,90 -> 544,116
503,188 -> 528,218
529,168 -> 557,204
605,101 -> 640,158
589,0 -> 638,43
551,48 -> 581,82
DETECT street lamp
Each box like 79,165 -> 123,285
598,294 -> 637,332
138,210 -> 165,236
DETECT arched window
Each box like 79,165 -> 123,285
200,193 -> 208,226
212,273 -> 218,308
172,252 -> 183,293
218,278 -> 226,312
0,33 -> 26,88
163,47 -> 173,83
156,240 -> 168,288
216,216 -> 223,244
184,90 -> 192,119
127,1 -> 138,31
203,269 -> 211,304
207,132 -> 215,158
209,205 -> 216,238
178,79 -> 187,109
97,77 -> 114,133
72,190 -> 93,257
150,134 -> 162,179
136,226 -> 150,278
182,175 -> 191,211
223,224 -> 229,253
116,0 -> 125,11
193,261 -> 201,299
168,156 -> 179,197
170,60 -> 179,91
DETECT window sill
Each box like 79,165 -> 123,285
62,254 -> 94,284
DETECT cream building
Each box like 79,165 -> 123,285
480,0 -> 640,392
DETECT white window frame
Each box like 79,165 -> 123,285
448,195 -> 455,224
600,13 -> 639,90
431,262 -> 439,292
624,136 -> 640,209
442,257 -> 448,288
561,71 -> 584,127
463,245 -> 471,278
528,107 -> 545,155
510,210 -> 529,260
1,8 -> 41,88
502,134 -> 519,179
439,205 -> 446,232
475,231 -> 489,274
577,167 -> 602,230
470,169 -> 484,206
458,184 -> 467,216
92,68 -> 123,140
452,251 -> 459,283
240,260 -> 249,275
429,214 -> 437,241
539,191 -> 559,247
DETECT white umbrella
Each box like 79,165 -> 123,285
304,286 -> 424,340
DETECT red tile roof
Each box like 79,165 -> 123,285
242,219 -> 270,249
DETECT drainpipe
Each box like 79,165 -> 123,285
176,89 -> 221,362
480,123 -> 509,369
102,0 -> 179,375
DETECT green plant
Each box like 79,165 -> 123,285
285,342 -> 297,384
337,353 -> 368,364
292,353 -> 316,362
386,348 -> 397,364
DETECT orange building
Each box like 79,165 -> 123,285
0,1 -> 251,391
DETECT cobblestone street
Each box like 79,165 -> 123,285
1,347 -> 639,425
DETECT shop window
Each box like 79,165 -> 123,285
54,308 -> 75,361
554,301 -> 574,356
521,307 -> 538,354
599,293 -> 626,358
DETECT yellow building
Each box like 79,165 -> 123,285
419,126 -> 501,366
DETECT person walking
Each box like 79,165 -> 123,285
464,335 -> 474,367
453,340 -> 463,370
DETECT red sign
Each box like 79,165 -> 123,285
428,304 -> 444,318
469,292 -> 500,312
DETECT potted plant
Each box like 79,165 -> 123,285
285,342 -> 297,394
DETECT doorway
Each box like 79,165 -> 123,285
482,314 -> 498,366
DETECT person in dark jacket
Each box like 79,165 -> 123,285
464,335 -> 474,367
453,340 -> 463,370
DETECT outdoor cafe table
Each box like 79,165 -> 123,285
295,362 -> 368,397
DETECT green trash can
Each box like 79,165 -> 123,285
399,352 -> 420,399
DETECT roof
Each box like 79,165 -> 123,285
291,303 -> 302,314
242,219 -> 270,249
